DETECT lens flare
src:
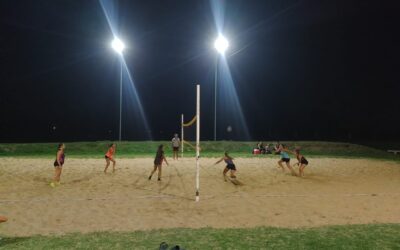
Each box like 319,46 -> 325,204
111,37 -> 125,54
214,35 -> 229,54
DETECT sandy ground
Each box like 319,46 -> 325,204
0,156 -> 399,236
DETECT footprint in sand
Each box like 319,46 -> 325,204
70,176 -> 91,183
33,176 -> 49,183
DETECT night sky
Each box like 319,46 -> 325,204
1,0 -> 399,142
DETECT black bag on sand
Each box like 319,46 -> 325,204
159,242 -> 169,250
159,242 -> 186,250
170,246 -> 185,250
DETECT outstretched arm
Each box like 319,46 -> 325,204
283,148 -> 296,155
214,157 -> 224,165
163,156 -> 169,166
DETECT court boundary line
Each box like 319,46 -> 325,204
1,192 -> 399,204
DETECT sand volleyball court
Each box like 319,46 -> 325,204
0,157 -> 399,236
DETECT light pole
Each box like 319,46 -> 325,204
111,37 -> 125,141
213,35 -> 229,141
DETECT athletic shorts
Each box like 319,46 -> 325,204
226,164 -> 236,170
53,161 -> 63,167
105,155 -> 114,160
300,158 -> 308,165
281,158 -> 290,163
173,147 -> 179,152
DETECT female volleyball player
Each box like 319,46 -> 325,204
215,152 -> 237,180
292,148 -> 309,177
277,144 -> 296,175
148,144 -> 169,181
104,143 -> 117,173
50,143 -> 65,187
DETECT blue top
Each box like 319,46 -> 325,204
280,151 -> 290,159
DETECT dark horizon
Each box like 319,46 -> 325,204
1,0 -> 399,143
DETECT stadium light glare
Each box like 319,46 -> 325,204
213,34 -> 228,141
111,37 -> 125,141
214,35 -> 229,54
111,37 -> 125,54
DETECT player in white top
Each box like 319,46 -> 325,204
171,133 -> 181,160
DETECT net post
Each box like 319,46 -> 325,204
181,114 -> 184,157
195,84 -> 200,202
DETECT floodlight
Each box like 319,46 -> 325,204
214,35 -> 229,54
111,37 -> 125,54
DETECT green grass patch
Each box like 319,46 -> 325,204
0,141 -> 399,161
1,224 -> 399,249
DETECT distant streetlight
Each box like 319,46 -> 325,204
111,37 -> 125,141
213,35 -> 229,141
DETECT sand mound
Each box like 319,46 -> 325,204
0,157 -> 399,236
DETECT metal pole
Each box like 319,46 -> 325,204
119,59 -> 122,141
181,114 -> 184,157
214,56 -> 218,141
195,84 -> 200,202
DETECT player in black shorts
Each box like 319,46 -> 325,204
214,152 -> 237,181
293,148 -> 309,177
148,144 -> 169,181
171,133 -> 180,160
50,143 -> 66,187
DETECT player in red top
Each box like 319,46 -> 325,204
104,143 -> 117,173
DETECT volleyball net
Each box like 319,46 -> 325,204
181,115 -> 197,155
